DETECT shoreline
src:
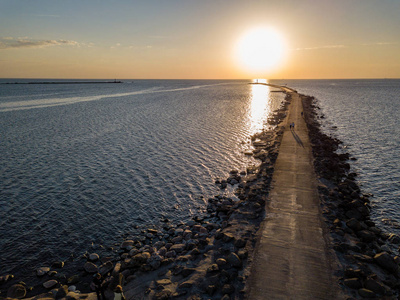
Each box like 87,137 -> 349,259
1,86 -> 399,299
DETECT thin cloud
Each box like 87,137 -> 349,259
294,45 -> 347,51
362,42 -> 398,46
0,38 -> 79,50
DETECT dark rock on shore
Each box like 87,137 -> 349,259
302,94 -> 400,299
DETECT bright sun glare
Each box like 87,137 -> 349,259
236,27 -> 286,73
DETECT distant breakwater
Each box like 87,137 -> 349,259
0,81 -> 123,85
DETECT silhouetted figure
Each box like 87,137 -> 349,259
92,273 -> 106,300
114,285 -> 125,300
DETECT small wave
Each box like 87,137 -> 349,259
0,82 -> 234,112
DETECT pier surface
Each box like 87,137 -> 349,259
247,89 -> 340,299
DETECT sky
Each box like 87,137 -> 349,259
0,0 -> 399,79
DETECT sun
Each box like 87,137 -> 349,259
235,27 -> 286,73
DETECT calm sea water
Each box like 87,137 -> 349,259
1,79 -> 399,284
273,79 -> 400,236
0,79 -> 284,282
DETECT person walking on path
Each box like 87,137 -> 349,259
113,285 -> 125,300
92,273 -> 106,300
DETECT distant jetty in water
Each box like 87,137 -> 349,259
1,80 -> 123,85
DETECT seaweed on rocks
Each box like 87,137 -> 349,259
301,94 -> 400,299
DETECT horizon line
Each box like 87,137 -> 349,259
1,77 -> 399,81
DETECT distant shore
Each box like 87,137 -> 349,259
0,80 -> 123,85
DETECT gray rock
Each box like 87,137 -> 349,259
344,278 -> 362,289
0,274 -> 14,283
55,285 -> 68,299
36,267 -> 50,277
206,285 -> 217,295
84,262 -> 98,273
369,226 -> 382,235
388,233 -> 400,244
171,236 -> 183,243
364,279 -> 385,295
67,274 -> 80,284
181,268 -> 196,277
170,243 -> 186,253
7,284 -> 26,299
66,291 -> 81,300
346,218 -> 362,231
99,261 -> 113,275
154,289 -> 173,300
374,252 -> 399,273
165,250 -> 176,258
149,254 -> 162,270
177,280 -> 194,290
235,238 -> 247,248
51,261 -> 64,269
216,258 -> 227,267
356,230 -> 376,242
120,240 -> 134,249
156,279 -> 172,286
222,232 -> 234,242
68,286 -> 77,292
158,246 -> 167,256
89,253 -> 100,261
345,209 -> 362,220
43,279 -> 58,289
206,264 -> 219,273
112,262 -> 121,277
358,288 -> 375,298
227,252 -> 242,268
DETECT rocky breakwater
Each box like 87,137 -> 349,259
302,94 -> 400,299
0,93 -> 291,300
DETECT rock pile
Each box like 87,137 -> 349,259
302,94 -> 400,299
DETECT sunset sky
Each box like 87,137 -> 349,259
1,0 -> 399,79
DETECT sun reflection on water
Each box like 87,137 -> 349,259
249,83 -> 270,135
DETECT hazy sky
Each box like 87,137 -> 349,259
1,0 -> 399,79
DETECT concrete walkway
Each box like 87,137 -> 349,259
247,90 -> 339,299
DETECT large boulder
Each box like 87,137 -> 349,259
344,278 -> 362,289
364,279 -> 386,295
7,284 -> 26,299
356,230 -> 376,242
84,262 -> 98,273
120,240 -> 134,250
374,252 -> 399,274
89,253 -> 100,261
99,261 -> 113,275
170,244 -> 186,253
43,279 -> 58,289
227,252 -> 242,268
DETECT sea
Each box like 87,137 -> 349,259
0,78 -> 399,286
